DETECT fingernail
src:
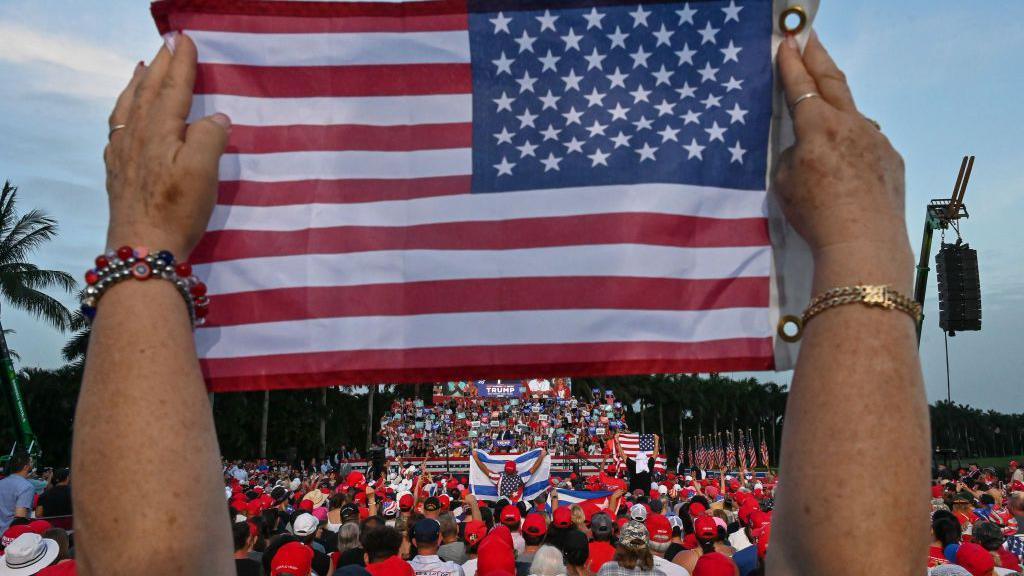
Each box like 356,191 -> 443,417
210,113 -> 232,132
163,32 -> 178,54
133,61 -> 145,77
784,35 -> 798,50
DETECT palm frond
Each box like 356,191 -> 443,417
3,265 -> 77,293
0,282 -> 73,330
0,182 -> 18,236
0,212 -> 60,267
1,328 -> 20,362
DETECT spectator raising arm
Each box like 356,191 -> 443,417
71,34 -> 234,576
767,32 -> 929,576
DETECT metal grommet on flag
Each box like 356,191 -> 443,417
779,6 -> 807,35
777,315 -> 803,343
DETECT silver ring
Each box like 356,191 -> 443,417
789,92 -> 820,111
108,124 -> 127,140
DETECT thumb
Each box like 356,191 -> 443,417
181,112 -> 231,179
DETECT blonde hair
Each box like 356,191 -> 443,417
570,505 -> 587,531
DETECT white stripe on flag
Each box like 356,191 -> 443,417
196,307 -> 773,358
190,30 -> 470,66
197,244 -> 772,293
219,148 -> 471,182
188,94 -> 473,126
208,184 -> 767,231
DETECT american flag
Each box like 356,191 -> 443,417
737,430 -> 746,469
745,429 -> 757,469
152,0 -> 779,391
759,432 -> 770,469
617,432 -> 665,473
726,434 -> 736,469
1006,534 -> 1024,565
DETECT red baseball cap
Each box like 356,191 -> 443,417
399,493 -> 414,511
26,520 -> 52,535
688,502 -> 707,518
501,505 -> 522,526
645,514 -> 672,544
522,513 -> 548,537
580,502 -> 600,525
298,499 -> 314,512
693,552 -> 736,576
1,525 -> 31,548
694,515 -> 718,541
956,542 -> 995,576
464,520 -> 487,546
271,542 -> 314,576
749,510 -> 772,529
504,461 -> 517,473
931,485 -> 944,499
553,507 -> 573,528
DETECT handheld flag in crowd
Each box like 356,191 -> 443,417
151,0 -> 820,390
469,449 -> 550,502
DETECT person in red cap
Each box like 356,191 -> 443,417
645,514 -> 673,557
673,515 -> 723,574
476,525 -> 516,576
517,513 -> 548,570
499,505 -> 525,555
470,450 -> 547,505
692,552 -> 738,576
270,541 -> 314,576
956,542 -> 996,576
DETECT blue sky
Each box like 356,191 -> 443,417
0,1 -> 1020,411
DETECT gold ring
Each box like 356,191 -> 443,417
108,124 -> 127,140
777,315 -> 803,343
789,92 -> 820,110
779,6 -> 808,35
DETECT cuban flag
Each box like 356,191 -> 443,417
556,488 -> 615,508
470,448 -> 551,502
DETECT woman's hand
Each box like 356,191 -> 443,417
774,32 -> 910,273
104,33 -> 230,258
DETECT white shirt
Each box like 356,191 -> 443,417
728,530 -> 752,551
653,555 -> 690,576
410,554 -> 464,576
511,531 -> 526,555
461,558 -> 477,576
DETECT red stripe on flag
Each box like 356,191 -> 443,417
202,276 -> 770,326
153,0 -> 468,34
200,338 -> 775,391
166,12 -> 468,33
217,176 -> 471,206
194,63 -> 472,97
190,214 -> 770,263
225,123 -> 472,154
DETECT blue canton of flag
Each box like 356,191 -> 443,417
638,433 -> 655,452
1007,535 -> 1024,563
469,0 -> 772,193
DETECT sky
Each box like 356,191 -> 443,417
0,1 -> 1020,412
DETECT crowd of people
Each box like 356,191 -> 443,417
6,447 -> 1023,575
379,389 -> 630,458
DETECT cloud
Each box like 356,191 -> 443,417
0,22 -> 139,100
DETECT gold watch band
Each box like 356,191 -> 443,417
778,285 -> 922,342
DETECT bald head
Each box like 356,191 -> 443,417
1009,492 -> 1024,517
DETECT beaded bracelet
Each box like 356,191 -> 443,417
80,246 -> 209,328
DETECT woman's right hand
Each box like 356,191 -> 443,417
774,33 -> 910,274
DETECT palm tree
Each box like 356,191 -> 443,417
0,181 -> 76,330
0,180 -> 76,457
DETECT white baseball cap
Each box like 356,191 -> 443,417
291,513 -> 319,537
629,503 -> 648,522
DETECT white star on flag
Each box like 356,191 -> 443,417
608,26 -> 629,49
583,8 -> 605,29
538,50 -> 560,72
516,140 -> 538,157
726,103 -> 749,124
564,137 -> 586,154
493,91 -> 514,112
698,21 -> 719,45
658,125 -> 681,143
515,31 -> 536,53
722,0 -> 743,23
728,141 -> 747,163
721,41 -> 742,63
676,3 -> 697,25
629,5 -> 651,28
494,156 -> 515,175
588,148 -> 611,166
683,138 -> 706,159
491,12 -> 512,34
705,121 -> 727,142
676,43 -> 697,65
635,142 -> 658,161
494,127 -> 514,144
536,10 -> 558,32
562,28 -> 583,51
540,152 -> 563,171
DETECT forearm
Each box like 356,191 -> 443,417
769,245 -> 929,576
73,281 -> 233,575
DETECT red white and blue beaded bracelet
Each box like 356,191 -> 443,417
80,246 -> 209,328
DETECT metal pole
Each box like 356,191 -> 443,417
0,318 -> 38,459
366,385 -> 376,452
260,390 -> 269,458
913,212 -> 937,344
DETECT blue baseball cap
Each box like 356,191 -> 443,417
413,519 -> 441,543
